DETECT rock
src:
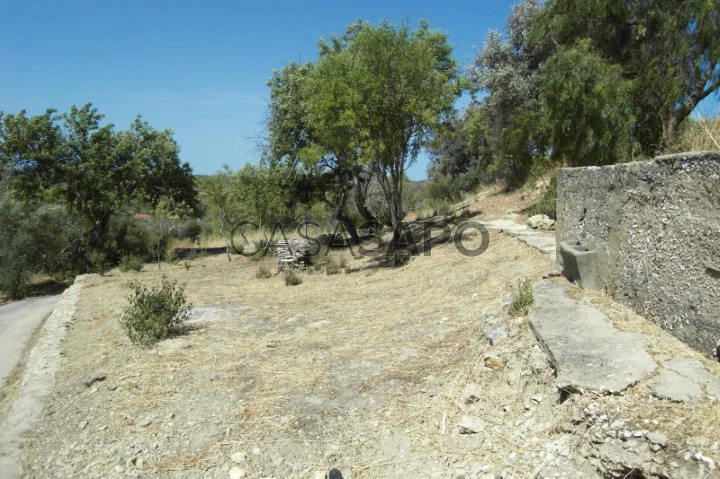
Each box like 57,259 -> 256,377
693,452 -> 716,470
484,356 -> 505,370
527,214 -> 556,230
79,420 -> 88,430
542,269 -> 563,279
485,324 -> 508,346
251,447 -> 261,455
138,418 -> 152,427
230,452 -> 246,463
459,415 -> 485,434
646,432 -> 667,447
463,384 -> 482,404
82,373 -> 107,387
229,466 -> 247,479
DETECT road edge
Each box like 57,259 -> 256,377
0,274 -> 96,479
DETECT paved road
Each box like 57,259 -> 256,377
0,295 -> 61,390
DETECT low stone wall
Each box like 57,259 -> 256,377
556,152 -> 720,355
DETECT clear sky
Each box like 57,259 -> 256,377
5,2 -> 715,181
0,0 -> 521,180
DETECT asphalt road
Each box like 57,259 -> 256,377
0,295 -> 61,389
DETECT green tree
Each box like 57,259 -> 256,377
469,0 -> 546,184
532,0 -> 720,152
332,20 -> 461,249
0,104 -> 198,269
540,40 -> 637,165
198,166 -> 243,261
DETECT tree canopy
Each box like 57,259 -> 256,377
0,103 -> 198,268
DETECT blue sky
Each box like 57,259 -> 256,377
0,0 -> 519,180
4,2 -> 716,181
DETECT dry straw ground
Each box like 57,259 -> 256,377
15,187 -> 720,478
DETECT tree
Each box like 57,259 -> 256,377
199,166 -> 243,261
267,60 -> 375,241
532,0 -> 720,152
428,105 -> 495,199
469,0 -> 546,184
0,104 -> 198,269
540,39 -> 637,165
336,20 -> 461,250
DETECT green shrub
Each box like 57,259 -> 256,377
256,265 -> 273,279
164,247 -> 179,264
89,251 -> 109,275
527,176 -> 557,219
118,255 -> 144,272
284,270 -> 303,286
508,278 -> 534,316
119,277 -> 191,345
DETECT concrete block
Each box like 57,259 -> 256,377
559,241 -> 600,290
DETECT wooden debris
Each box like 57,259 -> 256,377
276,239 -> 312,271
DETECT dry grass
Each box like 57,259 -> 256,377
667,115 -> 720,153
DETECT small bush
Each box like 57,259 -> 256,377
284,270 -> 303,286
344,266 -> 352,274
89,250 -> 109,275
164,247 -> 179,265
508,278 -> 534,316
527,176 -> 557,219
256,265 -> 273,279
119,277 -> 191,345
324,254 -> 347,275
118,255 -> 144,272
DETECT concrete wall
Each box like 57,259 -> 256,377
556,152 -> 720,356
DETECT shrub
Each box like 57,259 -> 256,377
256,265 -> 273,279
324,254 -> 347,275
89,250 -> 109,275
118,255 -> 144,272
527,176 -> 557,219
119,277 -> 191,345
507,278 -> 534,316
284,270 -> 303,286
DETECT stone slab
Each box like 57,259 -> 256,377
529,280 -> 657,393
648,369 -> 703,402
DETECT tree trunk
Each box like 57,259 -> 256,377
661,114 -> 679,151
352,168 -> 376,225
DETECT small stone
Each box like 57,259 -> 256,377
79,420 -> 88,430
463,384 -> 482,404
230,452 -> 246,463
632,430 -> 644,438
229,466 -> 247,479
252,447 -> 261,455
543,269 -> 562,279
610,420 -> 625,429
82,373 -> 107,387
138,418 -> 152,427
167,412 -> 175,420
646,432 -> 667,447
693,452 -> 716,470
484,356 -> 505,370
531,395 -> 543,404
485,324 -> 508,346
459,416 -> 485,434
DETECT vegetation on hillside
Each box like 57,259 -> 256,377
1,1 -> 718,297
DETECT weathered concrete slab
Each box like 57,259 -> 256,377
657,357 -> 720,400
529,280 -> 657,393
484,219 -> 557,260
648,369 -> 703,402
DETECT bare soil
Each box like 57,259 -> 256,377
19,190 -> 720,478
